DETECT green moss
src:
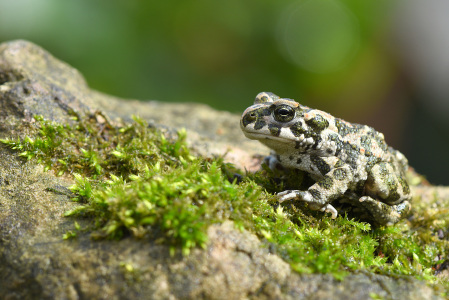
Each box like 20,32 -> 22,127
247,171 -> 449,294
2,113 -> 449,293
65,160 -> 262,255
0,113 -> 262,255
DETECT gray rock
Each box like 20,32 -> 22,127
0,40 -> 91,121
0,40 -> 443,299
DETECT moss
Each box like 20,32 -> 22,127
65,160 -> 262,255
0,113 -> 262,255
247,171 -> 449,295
1,113 -> 449,294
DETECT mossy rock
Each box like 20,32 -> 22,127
0,40 -> 447,299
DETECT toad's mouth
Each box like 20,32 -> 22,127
242,128 -> 316,152
242,131 -> 296,144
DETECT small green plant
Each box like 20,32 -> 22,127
62,221 -> 81,240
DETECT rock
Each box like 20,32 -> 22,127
0,40 -> 91,122
0,40 -> 444,299
0,39 -> 265,170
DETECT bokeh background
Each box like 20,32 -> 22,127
1,0 -> 448,184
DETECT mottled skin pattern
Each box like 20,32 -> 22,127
240,92 -> 411,226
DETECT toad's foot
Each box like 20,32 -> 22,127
277,190 -> 338,219
359,196 -> 411,226
278,190 -> 312,202
319,204 -> 338,219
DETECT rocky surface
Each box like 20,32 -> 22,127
0,40 -> 445,299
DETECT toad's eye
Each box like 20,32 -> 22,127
274,105 -> 295,122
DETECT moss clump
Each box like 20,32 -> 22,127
1,112 -> 449,293
247,171 -> 449,294
66,160 -> 262,255
1,113 -> 263,255
1,113 -> 189,178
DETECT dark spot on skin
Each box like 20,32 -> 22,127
346,153 -> 362,170
364,159 -> 378,172
318,176 -> 334,190
386,175 -> 399,191
398,175 -> 410,195
241,114 -> 255,127
335,119 -> 349,136
380,175 -> 403,204
254,119 -> 266,130
268,124 -> 281,137
262,108 -> 271,116
334,148 -> 341,156
306,114 -> 329,132
290,121 -> 306,137
326,148 -> 333,155
289,156 -> 294,161
242,107 -> 272,128
334,159 -> 345,168
385,188 -> 401,203
335,119 -> 365,137
333,168 -> 348,181
296,157 -> 302,165
353,181 -> 365,195
308,188 -> 322,201
242,107 -> 267,127
310,155 -> 331,175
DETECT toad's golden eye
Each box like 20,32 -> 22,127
273,105 -> 295,122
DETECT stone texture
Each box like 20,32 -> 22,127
0,40 -> 91,121
0,40 -> 444,299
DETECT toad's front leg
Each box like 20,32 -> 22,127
277,162 -> 354,219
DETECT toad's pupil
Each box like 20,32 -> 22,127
279,108 -> 290,116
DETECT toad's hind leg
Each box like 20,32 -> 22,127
365,162 -> 411,205
359,196 -> 411,226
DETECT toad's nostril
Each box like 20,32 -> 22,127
248,112 -> 257,120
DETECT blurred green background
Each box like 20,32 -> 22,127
1,0 -> 448,184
